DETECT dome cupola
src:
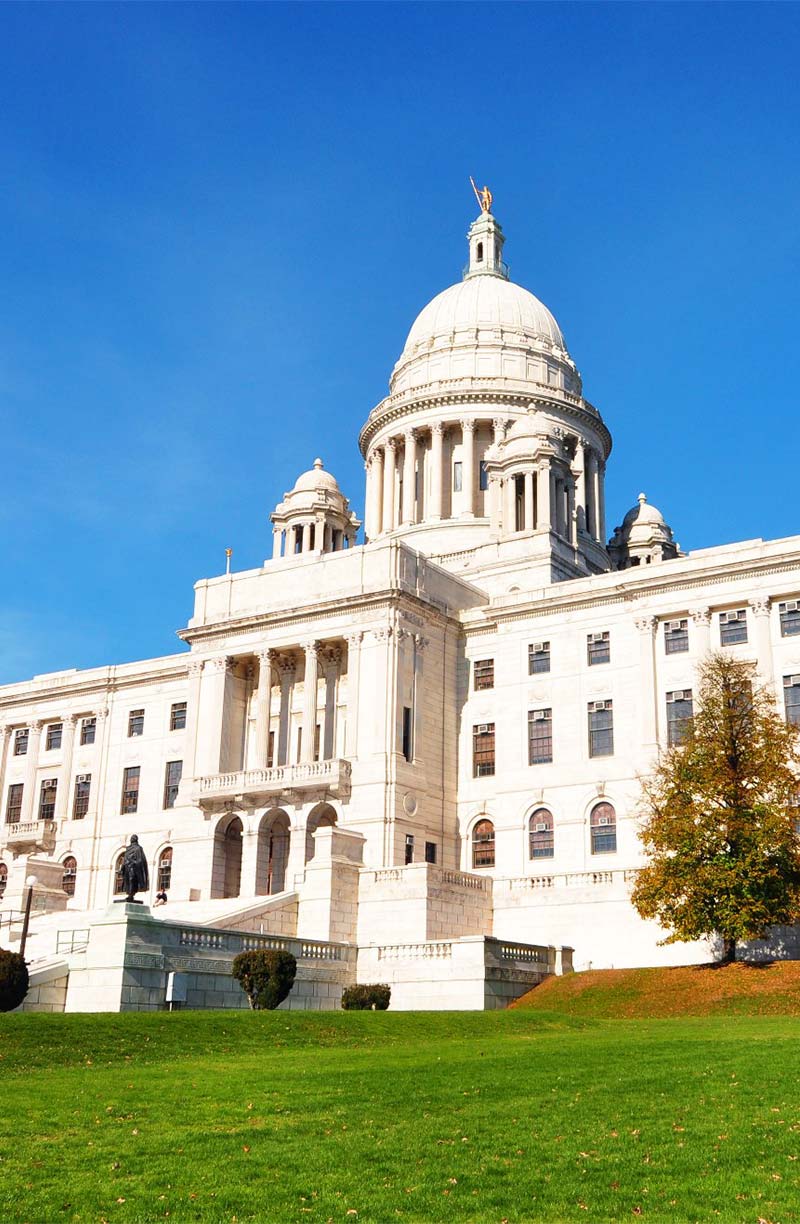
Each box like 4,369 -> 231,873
270,459 -> 360,559
608,493 -> 680,570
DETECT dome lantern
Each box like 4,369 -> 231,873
270,459 -> 361,561
464,209 -> 509,281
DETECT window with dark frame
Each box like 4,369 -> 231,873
472,724 -> 495,777
38,778 -> 57,821
666,690 -> 694,746
157,847 -> 173,892
62,856 -> 77,897
588,701 -> 614,757
314,724 -> 321,762
14,729 -> 28,756
128,709 -> 145,737
425,841 -> 437,865
528,708 -> 553,764
163,760 -> 183,809
0,862 -> 7,897
80,717 -> 96,746
473,659 -> 494,691
46,723 -> 63,751
664,619 -> 689,654
5,783 -> 23,824
479,460 -> 489,491
779,601 -> 800,637
472,818 -> 495,867
404,834 -> 414,865
170,702 -> 187,731
591,802 -> 617,854
528,641 -> 551,674
587,631 -> 611,666
720,609 -> 748,646
784,676 -> 800,727
453,461 -> 463,492
121,766 -> 140,814
268,730 -> 276,768
529,808 -> 554,859
402,706 -> 413,762
73,775 -> 91,820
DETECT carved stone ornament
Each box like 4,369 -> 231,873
414,634 -> 431,652
345,631 -> 364,649
207,655 -> 234,674
372,626 -> 394,643
278,656 -> 297,676
634,615 -> 657,634
187,659 -> 204,678
749,596 -> 771,617
690,607 -> 712,627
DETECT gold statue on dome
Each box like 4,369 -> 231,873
470,176 -> 493,214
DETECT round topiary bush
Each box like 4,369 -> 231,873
0,949 -> 29,1012
232,949 -> 297,1010
341,983 -> 391,1011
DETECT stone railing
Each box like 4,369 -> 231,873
500,868 -> 640,893
364,864 -> 489,892
178,925 -> 348,962
495,941 -> 550,965
195,759 -> 351,806
2,820 -> 57,852
377,941 -> 454,961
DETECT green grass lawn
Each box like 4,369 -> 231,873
1,1009 -> 799,1224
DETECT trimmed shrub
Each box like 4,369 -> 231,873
232,949 -> 297,1010
0,949 -> 29,1012
341,983 -> 391,1011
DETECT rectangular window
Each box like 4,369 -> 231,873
163,760 -> 183,809
14,729 -> 28,756
38,778 -> 57,821
779,601 -> 800,638
296,727 -> 303,762
425,841 -> 437,865
268,730 -> 275,768
128,709 -> 145,737
169,702 -> 187,731
73,775 -> 91,820
404,833 -> 414,865
784,676 -> 800,727
587,631 -> 611,666
121,766 -> 140,814
528,642 -> 551,675
5,783 -> 23,824
664,619 -> 689,654
720,609 -> 748,646
402,706 -> 413,762
473,723 -> 495,777
479,460 -> 489,492
588,701 -> 614,758
452,461 -> 462,492
473,658 -> 494,691
528,708 -> 553,765
314,724 -> 321,762
80,717 -> 96,746
666,690 -> 694,746
46,723 -> 63,751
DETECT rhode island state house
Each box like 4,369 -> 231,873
2,198 -> 799,1012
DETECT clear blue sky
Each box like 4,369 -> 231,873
1,2 -> 799,683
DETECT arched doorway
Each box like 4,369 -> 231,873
305,802 -> 337,862
212,815 -> 244,899
256,810 -> 290,895
62,856 -> 77,897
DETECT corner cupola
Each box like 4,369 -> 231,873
270,459 -> 361,560
464,195 -> 508,281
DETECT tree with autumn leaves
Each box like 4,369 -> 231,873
632,653 -> 800,963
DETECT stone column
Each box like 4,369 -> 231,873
551,469 -> 561,535
0,725 -> 10,816
585,449 -> 597,539
523,470 -> 535,531
749,598 -> 773,687
412,633 -> 429,762
573,440 -> 587,534
286,801 -> 310,889
301,641 -> 320,763
315,513 -> 326,552
401,430 -> 417,525
363,458 -> 375,539
461,419 -> 476,517
277,657 -> 296,767
382,439 -> 397,532
567,477 -> 577,546
252,649 -> 274,769
321,646 -> 341,760
492,416 -> 507,447
537,461 -> 551,530
488,476 -> 502,534
370,449 -> 384,537
344,632 -> 363,757
430,423 -> 444,520
182,659 -> 204,780
272,527 -> 283,560
195,656 -> 235,777
54,714 -> 78,821
20,721 -> 43,824
635,616 -> 658,754
300,521 -> 311,553
691,608 -> 712,661
597,458 -> 607,544
504,473 -> 517,534
83,708 -> 109,827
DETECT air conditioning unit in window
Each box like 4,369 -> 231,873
534,823 -> 549,833
785,601 -> 799,613
720,611 -> 743,623
671,691 -> 687,702
476,723 -> 490,734
76,774 -> 91,784
590,700 -> 610,712
597,816 -> 611,827
532,642 -> 546,653
532,710 -> 548,721
665,620 -> 683,631
786,676 -> 800,688
43,778 -> 57,787
589,632 -> 606,642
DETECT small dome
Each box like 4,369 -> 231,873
292,458 -> 340,494
506,412 -> 541,442
622,493 -> 667,530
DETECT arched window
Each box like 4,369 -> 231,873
472,818 -> 495,868
529,808 -> 554,859
114,852 -> 126,895
591,802 -> 617,855
0,861 -> 7,898
62,856 -> 77,897
476,241 -> 484,262
157,847 -> 173,892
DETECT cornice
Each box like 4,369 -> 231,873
0,660 -> 193,717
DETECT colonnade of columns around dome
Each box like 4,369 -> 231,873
271,517 -> 358,560
363,415 -> 607,548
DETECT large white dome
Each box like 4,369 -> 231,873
402,275 -> 566,356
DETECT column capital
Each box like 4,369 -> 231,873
207,655 -> 234,674
256,647 -> 274,665
749,596 -> 771,618
414,634 -> 430,653
403,427 -> 418,443
95,707 -> 110,722
63,713 -> 79,728
459,417 -> 476,434
384,437 -> 398,453
634,615 -> 657,635
188,659 -> 204,678
431,421 -> 445,437
278,655 -> 297,677
345,631 -> 364,649
29,719 -> 44,733
321,645 -> 342,669
302,639 -> 320,657
691,607 -> 711,627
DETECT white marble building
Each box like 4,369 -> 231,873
3,201 -> 800,1003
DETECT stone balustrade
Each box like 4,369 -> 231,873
500,868 -> 640,892
2,820 -> 57,853
195,759 -> 352,807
